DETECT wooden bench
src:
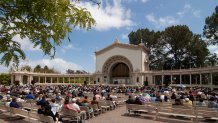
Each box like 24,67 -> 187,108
126,103 -> 158,120
195,106 -> 218,123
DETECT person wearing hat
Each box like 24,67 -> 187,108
69,98 -> 87,119
183,98 -> 192,107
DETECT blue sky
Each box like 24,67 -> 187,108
0,0 -> 218,73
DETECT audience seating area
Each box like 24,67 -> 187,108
125,100 -> 218,123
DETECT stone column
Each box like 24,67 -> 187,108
161,75 -> 164,86
45,76 -> 47,83
170,75 -> 173,85
68,77 -> 70,83
210,73 -> 213,86
57,77 -> 59,83
74,77 -> 75,83
154,75 -> 156,85
89,76 -> 90,84
39,76 -> 40,83
20,75 -> 23,85
51,77 -> 53,83
180,74 -> 182,84
63,77 -> 65,83
200,74 -> 202,85
190,74 -> 192,85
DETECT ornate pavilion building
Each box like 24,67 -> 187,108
11,39 -> 218,89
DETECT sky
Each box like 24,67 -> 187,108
0,0 -> 218,73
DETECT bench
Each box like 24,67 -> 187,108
195,106 -> 218,123
126,103 -> 158,120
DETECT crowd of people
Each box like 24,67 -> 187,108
0,84 -> 218,122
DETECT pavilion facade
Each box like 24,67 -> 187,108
11,40 -> 218,89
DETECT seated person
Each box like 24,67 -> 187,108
38,101 -> 57,121
10,98 -> 20,108
76,98 -> 83,106
172,99 -> 183,106
135,94 -> 146,105
183,98 -> 192,107
91,97 -> 100,108
155,96 -> 162,102
26,92 -> 35,99
125,95 -> 135,104
208,97 -> 218,108
80,96 -> 90,103
50,99 -> 61,119
55,93 -> 62,101
195,98 -> 206,107
69,98 -> 87,119
37,96 -> 46,106
106,94 -> 113,101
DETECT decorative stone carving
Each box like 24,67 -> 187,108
102,55 -> 133,74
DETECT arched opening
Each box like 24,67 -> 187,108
110,62 -> 130,84
23,75 -> 28,84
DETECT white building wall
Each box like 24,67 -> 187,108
96,47 -> 142,72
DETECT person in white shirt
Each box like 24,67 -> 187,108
70,98 -> 86,119
50,99 -> 60,117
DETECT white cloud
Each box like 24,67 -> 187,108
208,45 -> 218,54
61,44 -> 82,53
12,34 -> 40,51
19,58 -> 82,73
177,4 -> 201,18
79,0 -> 133,31
145,13 -> 179,29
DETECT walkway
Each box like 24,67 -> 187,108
86,106 -> 192,123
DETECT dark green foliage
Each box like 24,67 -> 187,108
204,6 -> 218,45
129,25 -> 217,70
0,0 -> 95,66
0,73 -> 11,85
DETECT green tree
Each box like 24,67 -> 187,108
161,25 -> 210,69
129,25 -> 215,70
203,5 -> 218,45
34,65 -> 42,72
0,73 -> 11,85
20,65 -> 32,71
0,0 -> 95,66
128,28 -> 163,70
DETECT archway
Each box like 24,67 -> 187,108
110,62 -> 130,84
102,55 -> 133,84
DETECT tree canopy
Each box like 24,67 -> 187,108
204,5 -> 218,45
0,0 -> 95,66
129,25 -> 217,70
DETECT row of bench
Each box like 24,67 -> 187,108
0,104 -> 55,123
126,102 -> 218,123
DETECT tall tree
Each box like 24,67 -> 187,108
128,28 -> 163,70
203,5 -> 218,45
33,65 -> 41,72
161,25 -> 210,69
129,25 -> 215,70
0,0 -> 96,66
